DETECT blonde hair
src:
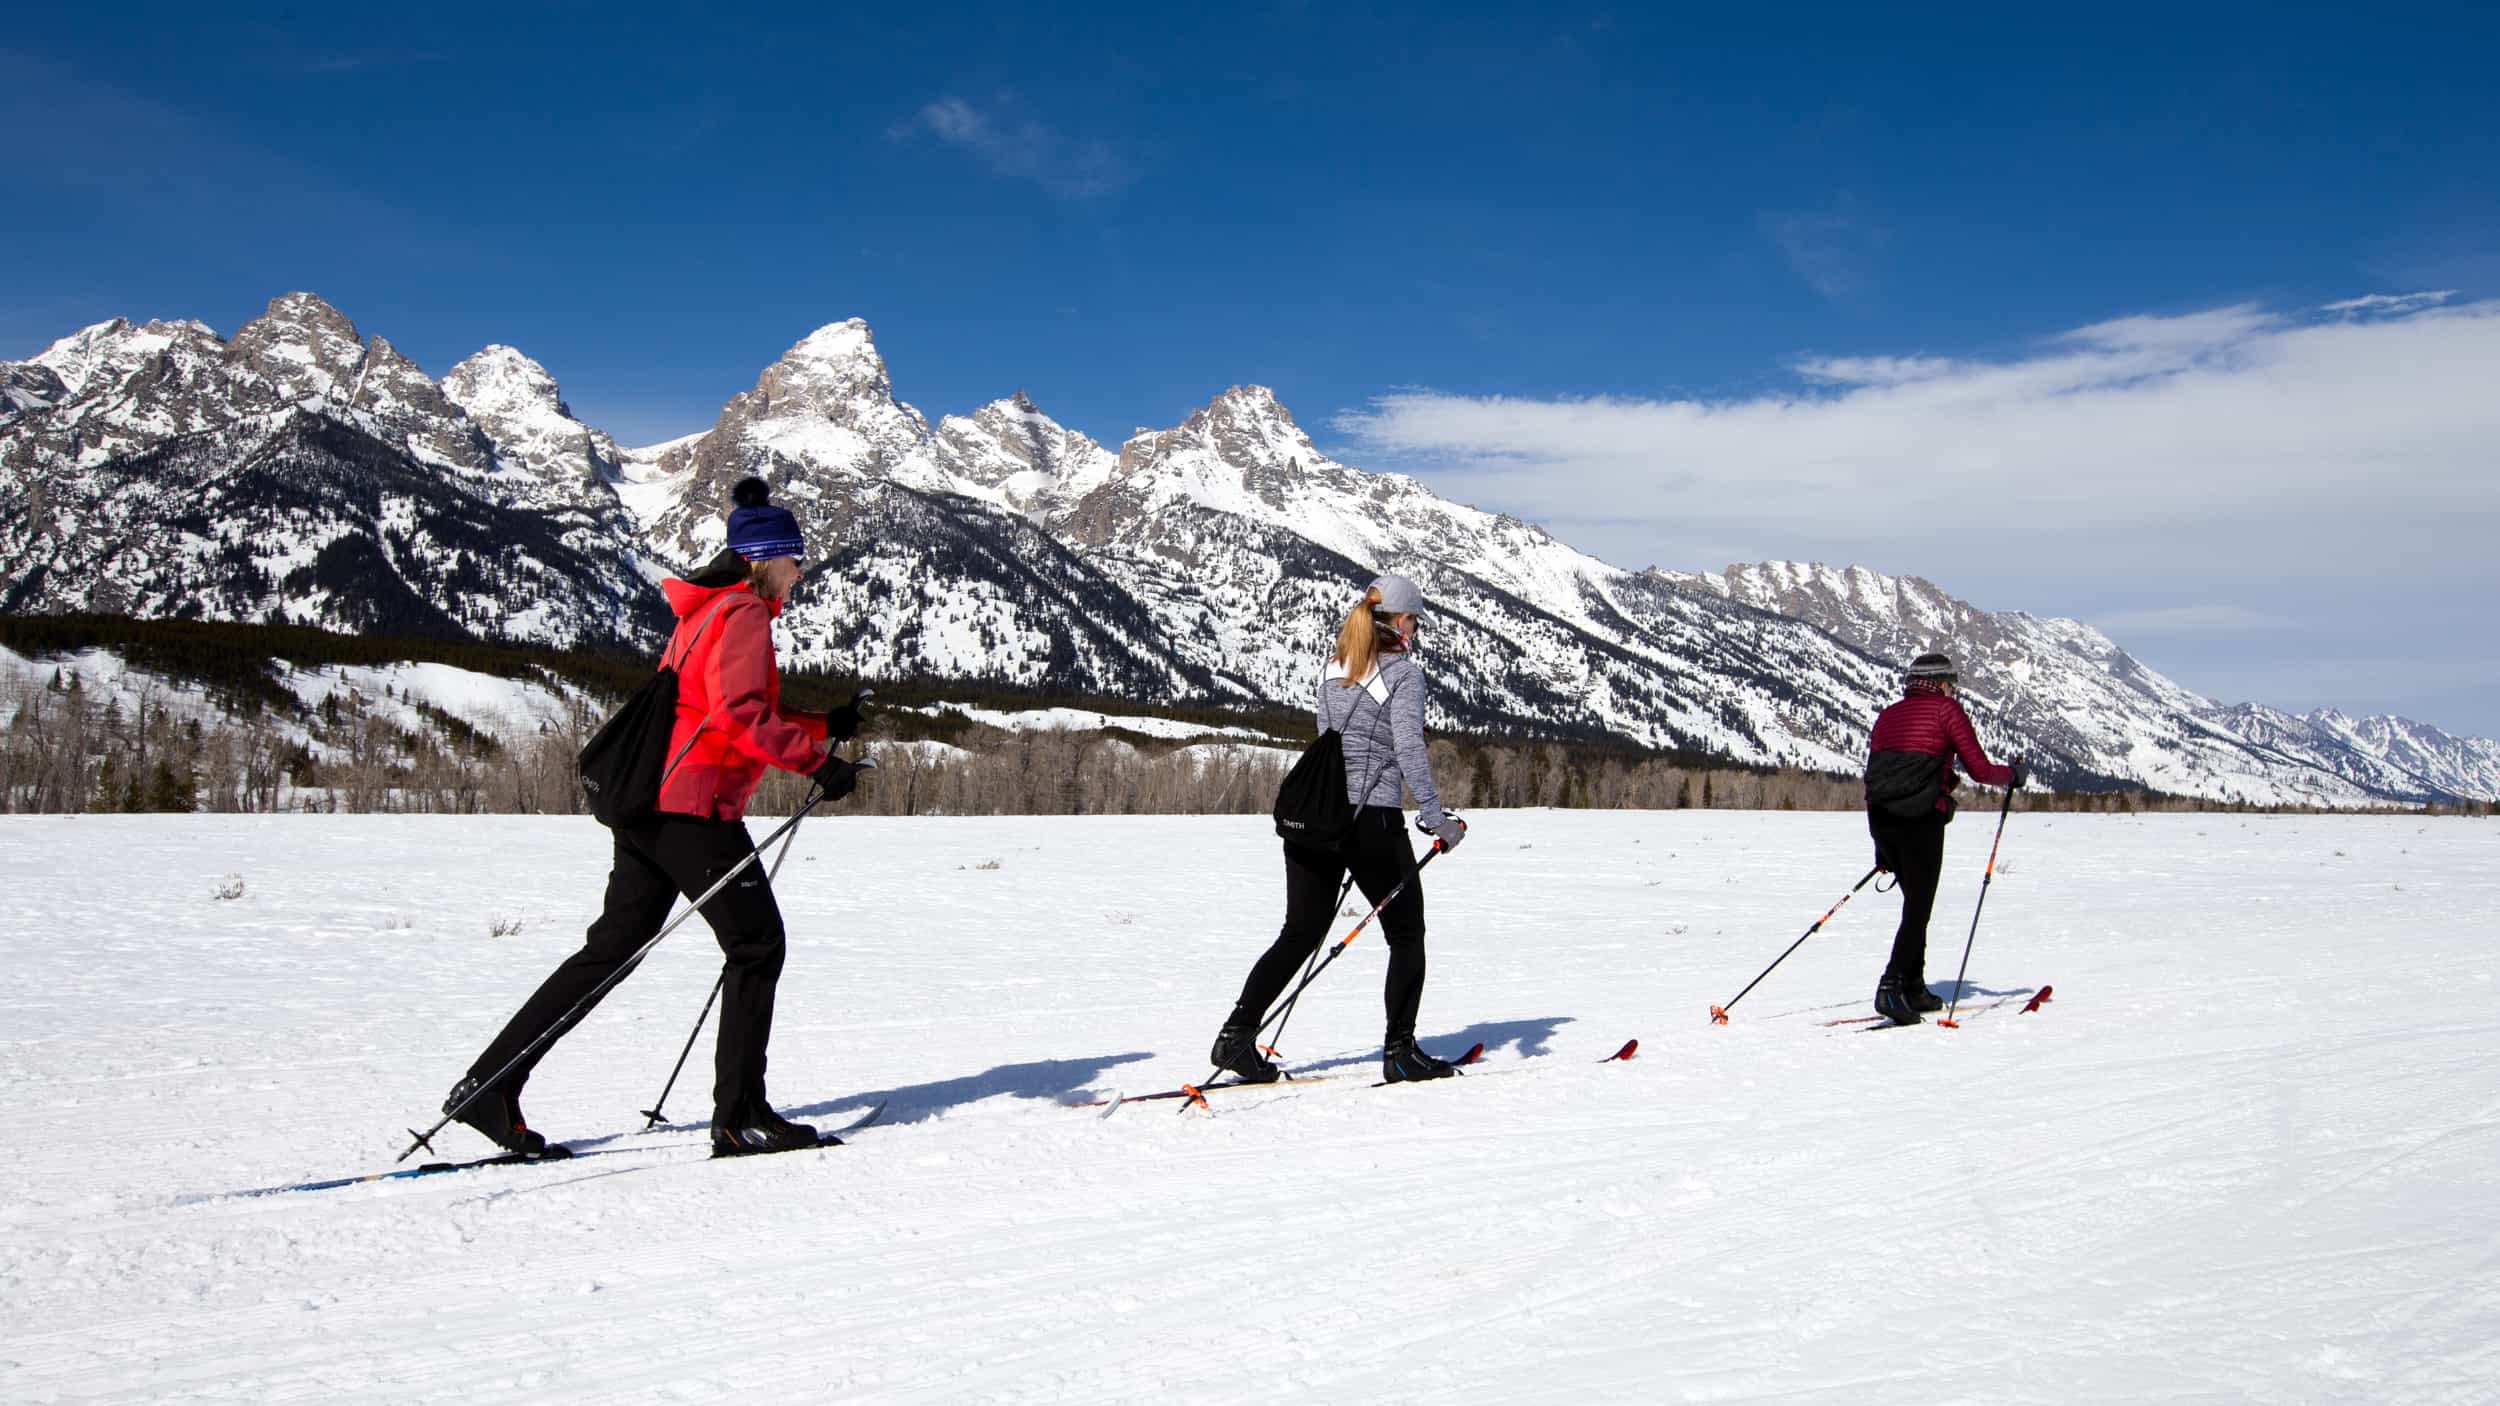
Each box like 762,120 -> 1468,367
1332,588 -> 1407,685
748,557 -> 785,600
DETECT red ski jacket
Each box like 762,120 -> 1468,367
654,577 -> 828,822
1865,685 -> 2013,817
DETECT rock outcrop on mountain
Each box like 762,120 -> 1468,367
6,297 -> 2489,804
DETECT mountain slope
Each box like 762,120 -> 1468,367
8,297 -> 2489,805
1658,561 -> 2491,804
1,296 -> 664,650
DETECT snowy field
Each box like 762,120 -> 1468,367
2,810 -> 2494,1403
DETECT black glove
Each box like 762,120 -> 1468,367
811,753 -> 874,802
1431,815 -> 1468,853
825,688 -> 875,743
2007,754 -> 2029,790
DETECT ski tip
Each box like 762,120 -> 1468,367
1605,1038 -> 1639,1062
1708,1006 -> 1728,1026
2021,983 -> 2054,1013
1096,1092 -> 1125,1119
1456,1041 -> 1486,1067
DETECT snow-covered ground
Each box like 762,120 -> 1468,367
0,644 -> 584,754
920,703 -> 1285,743
2,811 -> 2493,1403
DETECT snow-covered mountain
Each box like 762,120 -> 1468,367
6,297 -> 2490,805
0,295 -> 662,649
1656,562 -> 2500,805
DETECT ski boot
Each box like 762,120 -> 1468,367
1382,1037 -> 1459,1083
1905,979 -> 1944,1014
442,1075 -> 551,1155
711,1099 -> 825,1158
1873,975 -> 1924,1026
1209,1013 -> 1280,1084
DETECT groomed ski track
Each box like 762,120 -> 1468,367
3,810 -> 2493,1403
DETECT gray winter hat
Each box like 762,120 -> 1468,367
1367,573 -> 1427,616
1906,651 -> 1958,680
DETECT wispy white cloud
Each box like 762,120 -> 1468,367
1758,209 -> 1884,300
1340,294 -> 2497,543
1335,294 -> 2500,724
890,96 -> 1133,199
2093,604 -> 2298,636
1340,290 -> 2500,612
2321,290 -> 2456,318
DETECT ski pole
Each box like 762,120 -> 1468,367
1938,776 -> 2018,1028
402,786 -> 832,1162
1258,873 -> 1357,1061
634,811 -> 813,1129
1180,840 -> 1445,1111
1709,866 -> 1881,1024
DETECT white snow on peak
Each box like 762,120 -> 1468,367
782,318 -> 880,367
441,345 -> 565,420
926,391 -> 1120,515
29,318 -> 223,398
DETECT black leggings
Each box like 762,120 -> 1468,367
1234,807 -> 1428,1043
1869,807 -> 1948,983
467,814 -> 788,1120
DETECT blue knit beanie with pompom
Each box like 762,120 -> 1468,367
724,477 -> 805,561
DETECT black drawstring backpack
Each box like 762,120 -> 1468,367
578,598 -> 735,828
1271,662 -> 1400,850
1272,729 -> 1356,850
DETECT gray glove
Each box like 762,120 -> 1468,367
1432,815 -> 1468,853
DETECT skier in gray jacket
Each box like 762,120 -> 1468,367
1211,573 -> 1472,1085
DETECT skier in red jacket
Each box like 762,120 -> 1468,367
1863,652 -> 2025,1025
444,477 -> 873,1157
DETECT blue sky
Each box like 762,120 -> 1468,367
7,4 -> 2497,733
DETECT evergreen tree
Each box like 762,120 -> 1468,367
146,760 -> 197,813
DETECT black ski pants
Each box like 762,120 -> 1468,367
1234,806 -> 1428,1044
1868,806 -> 1948,985
468,813 -> 788,1120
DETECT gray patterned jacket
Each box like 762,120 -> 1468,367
1314,653 -> 1446,830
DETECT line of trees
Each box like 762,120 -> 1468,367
4,615 -> 2488,818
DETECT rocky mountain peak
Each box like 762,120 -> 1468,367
927,390 -> 1117,513
229,292 -> 368,402
716,318 -> 919,438
1187,383 -> 1295,431
29,317 -> 223,400
442,345 -> 567,420
27,318 -> 136,395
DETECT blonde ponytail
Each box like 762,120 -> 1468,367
1332,588 -> 1383,686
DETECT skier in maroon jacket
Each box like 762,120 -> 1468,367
1863,652 -> 2026,1025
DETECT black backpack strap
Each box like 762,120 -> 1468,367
665,595 -> 740,672
657,594 -> 746,784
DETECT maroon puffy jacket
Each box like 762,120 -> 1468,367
1865,684 -> 2012,817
